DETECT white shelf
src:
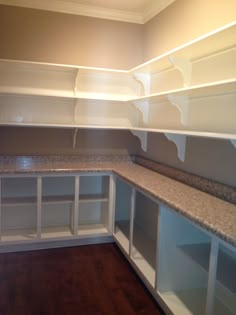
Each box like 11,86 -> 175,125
131,21 -> 236,75
79,194 -> 108,203
41,225 -> 73,239
131,224 -> 156,287
179,243 -> 236,293
0,22 -> 235,140
78,223 -> 109,236
134,79 -> 236,103
1,228 -> 37,242
160,288 -> 207,315
114,220 -> 130,254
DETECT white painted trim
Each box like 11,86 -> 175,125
0,0 -> 175,24
143,0 -> 176,23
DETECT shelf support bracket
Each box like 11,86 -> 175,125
230,139 -> 236,149
164,133 -> 187,161
131,130 -> 148,152
168,95 -> 189,126
74,69 -> 80,96
72,128 -> 78,149
133,100 -> 150,125
168,56 -> 192,87
133,73 -> 151,96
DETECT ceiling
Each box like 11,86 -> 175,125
0,0 -> 175,23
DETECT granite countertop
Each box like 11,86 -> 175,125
0,156 -> 236,247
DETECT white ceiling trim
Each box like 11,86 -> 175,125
143,0 -> 176,23
0,0 -> 175,24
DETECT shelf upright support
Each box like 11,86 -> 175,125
133,73 -> 151,96
168,94 -> 189,126
129,188 -> 136,257
206,237 -> 219,315
73,175 -> 79,235
37,176 -> 42,239
164,133 -> 187,162
168,56 -> 192,87
109,174 -> 116,235
230,139 -> 236,149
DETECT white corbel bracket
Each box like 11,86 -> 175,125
168,56 -> 192,87
230,139 -> 236,149
165,133 -> 187,162
132,100 -> 150,125
73,128 -> 78,149
131,130 -> 148,152
133,73 -> 151,96
168,94 -> 189,126
74,69 -> 80,96
74,99 -> 79,123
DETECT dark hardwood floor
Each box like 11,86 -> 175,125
0,243 -> 166,315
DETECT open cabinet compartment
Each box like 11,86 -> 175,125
213,244 -> 236,315
78,174 -> 110,236
0,176 -> 37,242
114,177 -> 132,254
157,205 -> 211,315
130,190 -> 158,288
41,176 -> 75,239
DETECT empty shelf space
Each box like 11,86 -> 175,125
78,224 -> 109,236
160,288 -> 207,315
179,243 -> 236,293
41,226 -> 73,239
1,228 -> 37,242
114,220 -> 130,253
131,225 -> 156,287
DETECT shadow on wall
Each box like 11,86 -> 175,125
138,132 -> 236,187
0,126 -> 140,157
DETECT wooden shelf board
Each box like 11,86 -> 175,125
179,243 -> 236,293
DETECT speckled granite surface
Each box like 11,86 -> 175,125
135,156 -> 236,205
0,155 -> 235,247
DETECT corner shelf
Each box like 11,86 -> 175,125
0,21 -> 235,142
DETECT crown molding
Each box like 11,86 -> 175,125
0,0 -> 175,24
143,0 -> 176,23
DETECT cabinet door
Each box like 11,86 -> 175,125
212,243 -> 236,315
113,177 -> 132,254
130,190 -> 158,288
0,176 -> 37,242
157,205 -> 211,315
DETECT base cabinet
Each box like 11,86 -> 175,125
0,172 -> 113,247
113,176 -> 236,315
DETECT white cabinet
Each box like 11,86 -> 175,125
113,176 -> 236,315
0,176 -> 38,241
0,172 -> 113,246
0,22 -> 235,140
78,174 -> 111,236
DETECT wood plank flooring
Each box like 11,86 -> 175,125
0,243 -> 166,315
